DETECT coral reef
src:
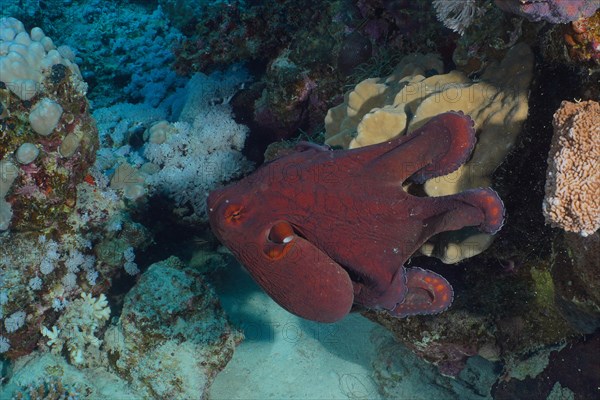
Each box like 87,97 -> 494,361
563,9 -> 600,65
1,1 -> 185,108
450,2 -> 528,75
1,0 -> 599,398
492,333 -> 600,399
0,17 -> 97,232
0,206 -> 151,358
360,48 -> 596,384
0,18 -> 151,360
12,376 -> 81,400
372,329 -> 498,399
364,249 -> 577,378
2,256 -> 243,399
543,100 -> 600,236
494,0 -> 600,23
2,352 -> 139,399
173,0 -> 445,146
93,66 -> 253,225
432,0 -> 486,35
171,0 -> 337,75
175,0 -> 343,143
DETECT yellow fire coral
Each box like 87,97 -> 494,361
325,43 -> 534,263
543,100 -> 600,236
326,43 -> 533,197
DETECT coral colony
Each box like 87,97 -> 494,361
1,0 -> 599,398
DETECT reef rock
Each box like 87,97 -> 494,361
103,257 -> 242,399
0,18 -> 150,361
552,232 -> 600,333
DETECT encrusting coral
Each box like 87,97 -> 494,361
543,100 -> 600,236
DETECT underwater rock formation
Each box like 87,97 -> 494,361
172,0 -> 445,144
361,59 -> 598,380
171,0 -> 334,75
372,329 -> 498,399
1,257 -> 242,399
552,231 -> 600,333
1,352 -> 139,399
492,333 -> 600,399
563,9 -> 600,65
103,257 -> 243,399
364,253 -> 578,378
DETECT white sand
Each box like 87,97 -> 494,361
208,261 -> 497,400
209,262 -> 386,400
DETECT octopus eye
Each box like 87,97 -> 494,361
268,221 -> 295,244
264,221 -> 296,260
224,204 -> 244,223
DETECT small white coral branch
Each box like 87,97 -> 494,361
81,292 -> 110,322
40,292 -> 110,365
41,325 -> 61,347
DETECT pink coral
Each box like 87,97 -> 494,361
543,100 -> 600,236
495,0 -> 600,23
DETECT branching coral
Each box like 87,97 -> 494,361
40,292 -> 110,365
142,69 -> 253,223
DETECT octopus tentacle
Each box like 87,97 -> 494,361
389,267 -> 454,317
358,111 -> 476,184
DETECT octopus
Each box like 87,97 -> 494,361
208,111 -> 504,322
